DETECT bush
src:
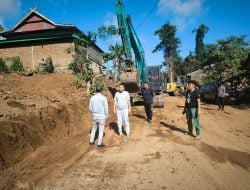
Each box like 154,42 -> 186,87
42,63 -> 54,73
9,56 -> 24,72
0,57 -> 9,73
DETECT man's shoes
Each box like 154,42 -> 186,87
218,107 -> 221,111
194,135 -> 201,140
147,119 -> 152,124
184,132 -> 193,136
97,144 -> 106,148
90,142 -> 94,145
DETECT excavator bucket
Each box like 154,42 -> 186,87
120,69 -> 140,93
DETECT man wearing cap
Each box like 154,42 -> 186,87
89,86 -> 108,148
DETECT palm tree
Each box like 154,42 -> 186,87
153,22 -> 180,82
192,24 -> 209,60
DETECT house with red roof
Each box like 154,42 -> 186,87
0,9 -> 105,73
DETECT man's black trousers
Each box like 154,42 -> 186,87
144,103 -> 153,121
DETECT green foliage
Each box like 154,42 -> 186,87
183,52 -> 200,73
102,43 -> 124,81
94,77 -> 105,87
76,69 -> 94,82
39,57 -> 54,73
174,55 -> 185,76
102,43 -> 124,62
153,22 -> 181,56
87,31 -> 97,42
153,22 -> 181,82
9,56 -> 24,72
202,35 -> 250,88
43,63 -> 54,73
97,25 -> 122,81
89,76 -> 106,95
192,24 -> 209,61
69,38 -> 94,82
0,57 -> 9,73
98,25 -> 119,41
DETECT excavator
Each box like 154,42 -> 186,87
116,0 -> 164,107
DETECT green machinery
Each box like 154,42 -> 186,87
116,0 -> 164,107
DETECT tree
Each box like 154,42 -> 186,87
153,22 -> 181,82
98,25 -> 119,41
202,35 -> 250,90
86,31 -> 97,43
98,25 -> 123,82
102,43 -> 124,82
174,54 -> 185,76
192,24 -> 209,61
183,52 -> 199,73
68,33 -> 94,94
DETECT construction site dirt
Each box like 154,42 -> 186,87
0,73 -> 250,190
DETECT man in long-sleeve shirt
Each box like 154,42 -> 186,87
142,82 -> 154,123
89,86 -> 108,148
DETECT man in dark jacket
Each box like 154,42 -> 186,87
142,82 -> 154,123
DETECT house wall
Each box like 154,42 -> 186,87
88,45 -> 104,74
0,39 -> 104,73
0,39 -> 73,71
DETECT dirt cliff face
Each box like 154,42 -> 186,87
0,73 -> 90,171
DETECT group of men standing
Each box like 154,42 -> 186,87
89,81 -> 202,148
89,83 -> 155,148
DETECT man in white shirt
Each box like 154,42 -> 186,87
114,84 -> 131,137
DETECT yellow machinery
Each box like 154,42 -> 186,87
166,82 -> 185,96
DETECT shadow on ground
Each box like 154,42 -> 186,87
160,121 -> 187,134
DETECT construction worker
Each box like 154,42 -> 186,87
89,86 -> 108,148
142,82 -> 154,123
114,84 -> 131,137
183,80 -> 202,140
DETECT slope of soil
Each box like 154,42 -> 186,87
0,73 -> 91,188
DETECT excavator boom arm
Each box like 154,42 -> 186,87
116,0 -> 147,87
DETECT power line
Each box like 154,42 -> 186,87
136,0 -> 160,30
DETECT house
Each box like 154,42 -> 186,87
0,9 -> 105,73
186,69 -> 206,84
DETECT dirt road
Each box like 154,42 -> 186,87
1,73 -> 250,190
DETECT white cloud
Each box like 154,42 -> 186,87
0,0 -> 21,27
157,0 -> 207,30
158,0 -> 203,17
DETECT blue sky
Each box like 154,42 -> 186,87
0,0 -> 250,67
